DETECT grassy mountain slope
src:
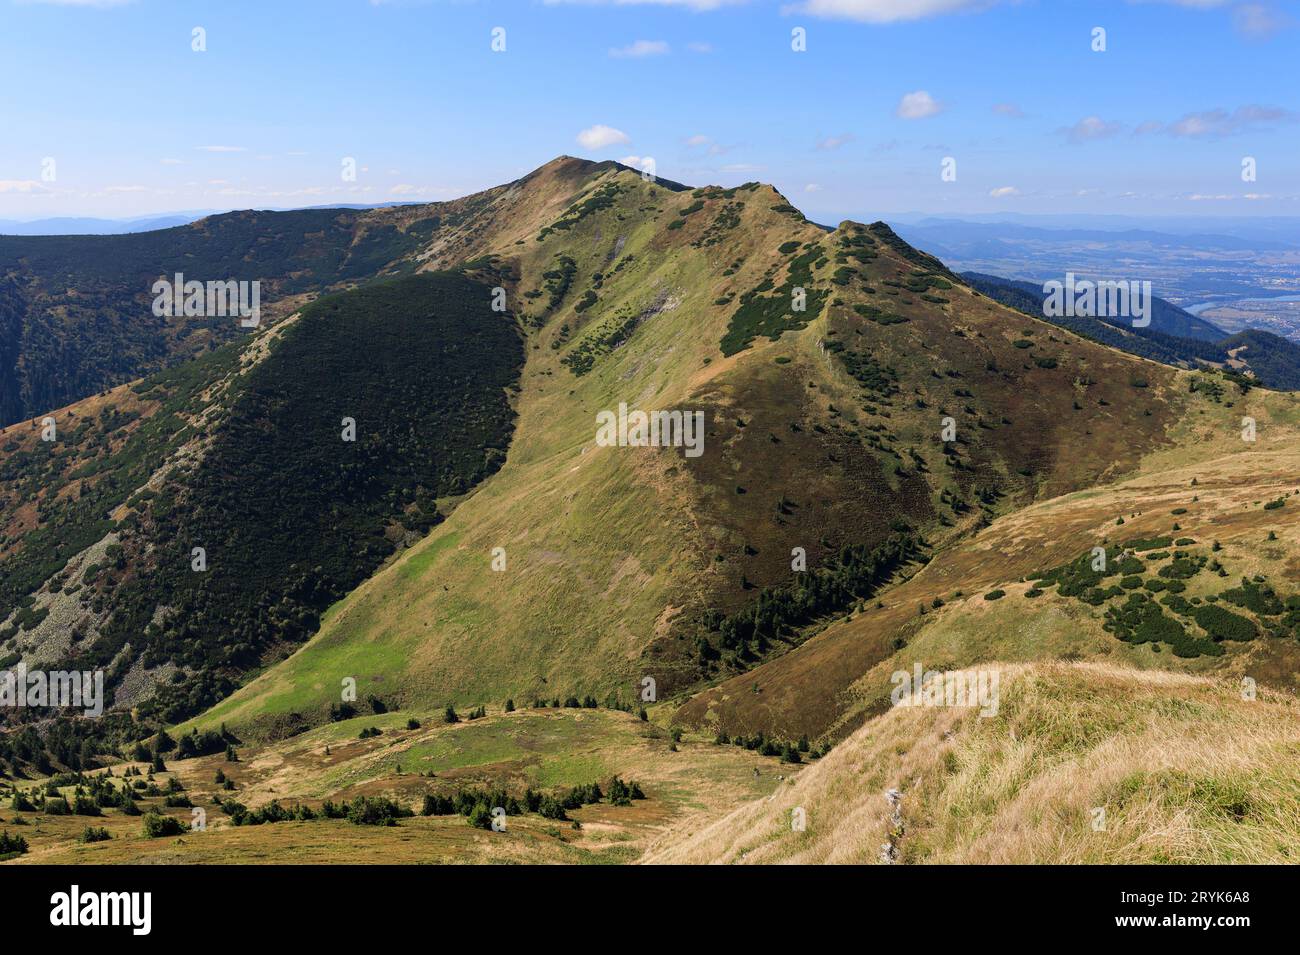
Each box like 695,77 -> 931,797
6,157 -> 1300,865
191,167 -> 832,733
673,378 -> 1300,742
196,161 -> 1232,745
645,661 -> 1300,864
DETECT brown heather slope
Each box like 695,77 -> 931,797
673,376 -> 1300,743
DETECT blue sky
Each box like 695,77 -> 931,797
1,0 -> 1296,221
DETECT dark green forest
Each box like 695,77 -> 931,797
1,270 -> 523,751
0,208 -> 442,427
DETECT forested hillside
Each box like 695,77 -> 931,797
0,204 -> 476,428
0,268 -> 523,756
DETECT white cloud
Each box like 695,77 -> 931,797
792,0 -> 996,23
609,40 -> 670,58
684,134 -> 730,156
0,180 -> 48,194
1060,116 -> 1123,142
989,186 -> 1020,197
992,102 -> 1023,117
1167,105 -> 1294,138
896,91 -> 942,120
687,42 -> 714,53
577,125 -> 631,149
618,155 -> 645,167
816,133 -> 855,150
804,183 -> 822,192
1233,3 -> 1290,38
1131,0 -> 1290,39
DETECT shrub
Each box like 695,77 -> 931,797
345,796 -> 412,827
538,796 -> 567,821
421,794 -> 455,816
607,776 -> 645,806
141,810 -> 187,838
0,830 -> 29,859
1193,604 -> 1257,642
1160,558 -> 1202,580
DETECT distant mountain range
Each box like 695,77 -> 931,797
0,214 -> 213,236
891,213 -> 1300,247
899,218 -> 1299,254
0,203 -> 434,237
892,217 -> 1300,312
963,271 -> 1300,391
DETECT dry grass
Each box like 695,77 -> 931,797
644,661 -> 1300,864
